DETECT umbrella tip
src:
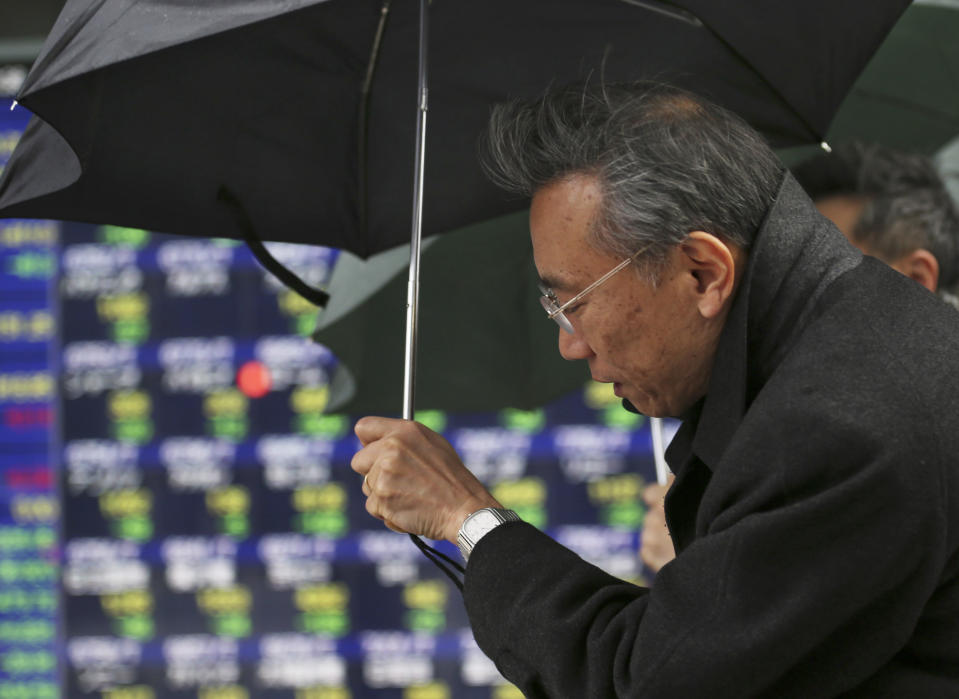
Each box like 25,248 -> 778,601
9,100 -> 16,111
819,141 -> 832,154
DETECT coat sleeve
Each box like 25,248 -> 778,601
462,398 -> 951,698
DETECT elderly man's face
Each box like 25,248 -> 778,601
530,175 -> 725,418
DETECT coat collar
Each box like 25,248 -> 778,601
667,172 -> 863,472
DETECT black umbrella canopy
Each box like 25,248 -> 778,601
314,0 -> 959,416
825,0 -> 959,155
0,0 -> 909,257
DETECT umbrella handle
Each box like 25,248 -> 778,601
650,417 -> 670,486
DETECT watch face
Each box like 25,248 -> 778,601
459,509 -> 519,559
463,510 -> 500,542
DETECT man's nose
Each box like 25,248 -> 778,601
558,326 -> 593,361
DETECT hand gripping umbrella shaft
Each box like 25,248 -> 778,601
403,0 -> 469,587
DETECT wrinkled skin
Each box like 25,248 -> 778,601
351,417 -> 500,542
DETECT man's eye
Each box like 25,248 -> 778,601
565,303 -> 583,315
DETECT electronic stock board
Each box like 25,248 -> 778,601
0,98 -> 666,699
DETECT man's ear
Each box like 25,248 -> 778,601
891,248 -> 939,293
679,231 -> 740,319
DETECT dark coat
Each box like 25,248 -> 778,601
463,174 -> 959,698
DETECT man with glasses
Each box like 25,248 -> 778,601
351,83 -> 959,696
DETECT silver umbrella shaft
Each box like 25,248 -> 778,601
403,0 -> 429,420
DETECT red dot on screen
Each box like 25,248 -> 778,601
237,361 -> 272,398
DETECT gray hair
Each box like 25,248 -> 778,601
793,142 -> 959,292
482,82 -> 784,281
855,188 -> 959,291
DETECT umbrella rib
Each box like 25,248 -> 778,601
616,0 -> 703,26
849,87 -> 959,123
358,0 -> 393,248
621,0 -> 822,144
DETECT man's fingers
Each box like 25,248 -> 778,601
384,519 -> 408,534
643,483 -> 668,506
351,432 -> 394,477
354,415 -> 403,446
363,488 -> 409,534
364,492 -> 385,521
644,509 -> 665,528
351,416 -> 485,541
351,444 -> 373,477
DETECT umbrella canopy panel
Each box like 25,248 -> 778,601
825,0 -> 959,154
314,210 -> 589,414
0,0 -> 909,255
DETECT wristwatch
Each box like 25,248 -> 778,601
457,507 -> 521,561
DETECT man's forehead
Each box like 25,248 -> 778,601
530,175 -> 605,292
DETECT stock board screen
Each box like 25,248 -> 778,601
0,97 -> 59,699
1,97 -> 668,698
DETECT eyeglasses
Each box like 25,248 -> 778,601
538,245 -> 651,334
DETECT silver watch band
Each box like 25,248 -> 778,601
456,507 -> 521,561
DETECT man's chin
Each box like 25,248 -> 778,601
622,391 -> 676,418
622,393 -> 658,417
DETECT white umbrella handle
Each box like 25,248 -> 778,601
650,417 -> 670,486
